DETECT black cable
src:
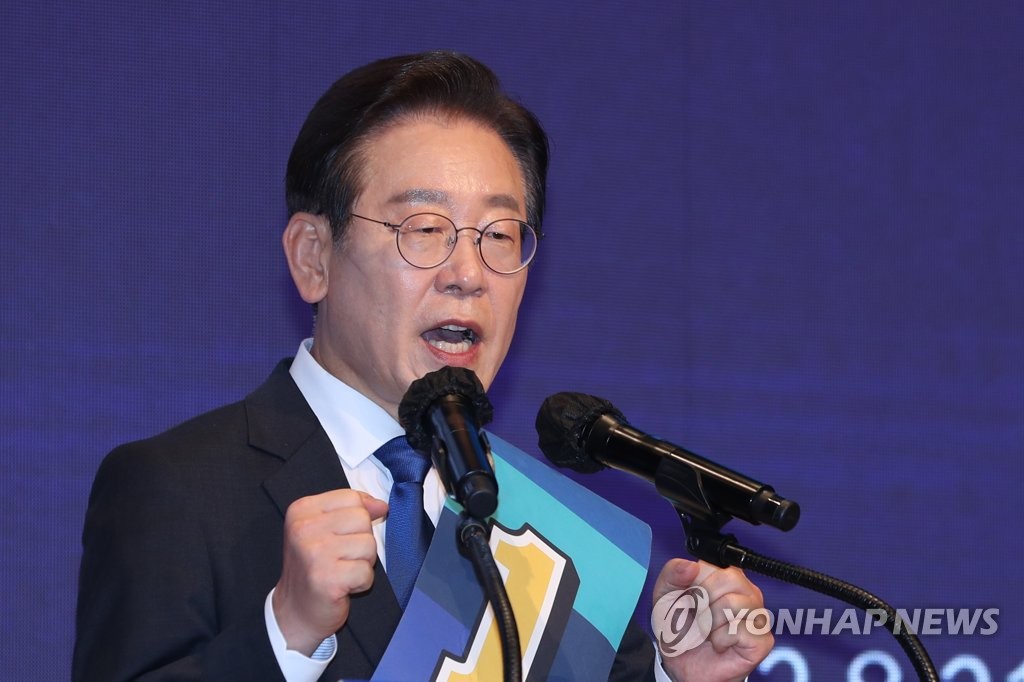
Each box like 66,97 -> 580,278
458,515 -> 522,682
687,525 -> 938,682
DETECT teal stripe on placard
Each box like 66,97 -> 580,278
485,434 -> 651,566
481,437 -> 651,647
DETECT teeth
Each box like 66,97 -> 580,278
429,338 -> 474,353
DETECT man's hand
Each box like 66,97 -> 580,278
654,558 -> 773,682
272,490 -> 388,655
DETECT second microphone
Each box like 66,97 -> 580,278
536,392 -> 800,531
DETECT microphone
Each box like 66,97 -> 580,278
398,366 -> 498,520
536,392 -> 800,531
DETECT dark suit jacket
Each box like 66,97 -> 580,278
73,360 -> 655,681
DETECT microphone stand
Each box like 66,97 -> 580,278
458,514 -> 522,682
678,508 -> 938,682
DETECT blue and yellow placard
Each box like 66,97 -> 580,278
372,434 -> 652,681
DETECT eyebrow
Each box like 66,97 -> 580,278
386,188 -> 521,213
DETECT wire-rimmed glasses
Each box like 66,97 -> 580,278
351,212 -> 539,275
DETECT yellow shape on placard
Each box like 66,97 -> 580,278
437,526 -> 568,681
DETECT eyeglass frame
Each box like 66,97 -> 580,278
349,212 -> 540,275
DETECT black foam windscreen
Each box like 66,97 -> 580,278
399,366 -> 494,451
535,392 -> 626,473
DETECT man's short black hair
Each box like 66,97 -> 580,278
286,50 -> 550,243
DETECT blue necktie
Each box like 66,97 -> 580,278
374,435 -> 434,609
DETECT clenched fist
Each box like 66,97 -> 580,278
272,489 -> 388,655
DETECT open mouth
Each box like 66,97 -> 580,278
422,324 -> 478,354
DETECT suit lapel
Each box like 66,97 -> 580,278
246,360 -> 403,676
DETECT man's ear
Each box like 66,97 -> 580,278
282,212 -> 334,304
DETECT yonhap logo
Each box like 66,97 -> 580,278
651,586 -> 714,657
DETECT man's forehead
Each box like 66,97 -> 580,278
385,188 -> 521,213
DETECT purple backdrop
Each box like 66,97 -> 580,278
3,2 -> 1022,680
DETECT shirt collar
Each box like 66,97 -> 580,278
289,338 -> 405,468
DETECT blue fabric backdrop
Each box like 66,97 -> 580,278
2,2 -> 1021,679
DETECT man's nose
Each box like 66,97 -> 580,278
434,229 -> 486,295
